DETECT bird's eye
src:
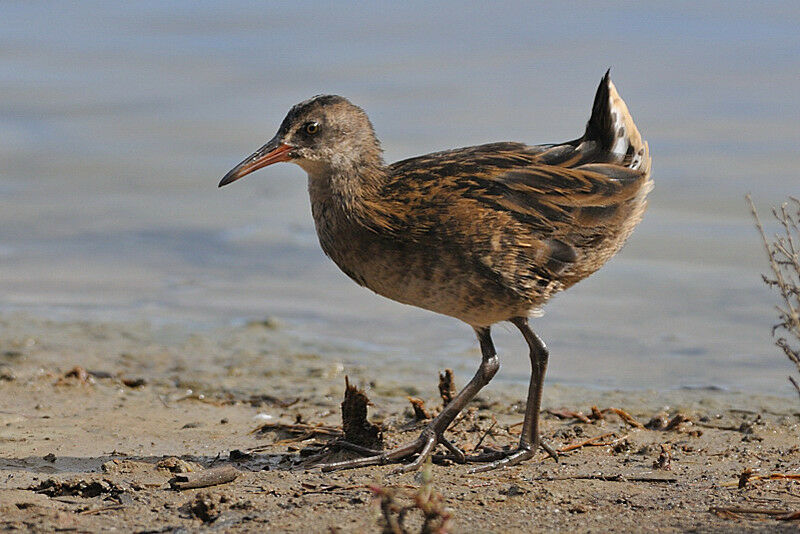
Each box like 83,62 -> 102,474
304,122 -> 319,135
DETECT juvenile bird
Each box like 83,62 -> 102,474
219,71 -> 652,473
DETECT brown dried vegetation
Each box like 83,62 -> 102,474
372,461 -> 451,534
748,195 -> 800,399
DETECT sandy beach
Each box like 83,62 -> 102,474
1,313 -> 798,533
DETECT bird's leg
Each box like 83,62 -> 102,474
319,326 -> 500,473
470,316 -> 551,473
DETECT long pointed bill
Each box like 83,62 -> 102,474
218,136 -> 293,187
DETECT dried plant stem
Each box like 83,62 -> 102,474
747,195 -> 800,400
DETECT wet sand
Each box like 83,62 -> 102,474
1,314 -> 799,533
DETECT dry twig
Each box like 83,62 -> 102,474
342,376 -> 383,450
78,504 -> 125,515
536,473 -> 677,483
470,418 -> 497,452
748,195 -> 800,399
251,421 -> 343,441
546,409 -> 591,424
608,408 -> 646,429
372,460 -> 451,534
169,466 -> 239,490
438,369 -> 457,406
710,506 -> 800,520
547,407 -> 645,428
721,472 -> 800,488
408,397 -> 431,421
558,432 -> 615,452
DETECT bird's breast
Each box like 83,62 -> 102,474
309,196 -> 533,326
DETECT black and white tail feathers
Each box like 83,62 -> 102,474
582,70 -> 650,174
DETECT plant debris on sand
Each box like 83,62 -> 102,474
1,315 -> 800,532
341,376 -> 384,451
372,460 -> 451,534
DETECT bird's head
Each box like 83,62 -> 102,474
219,95 -> 382,188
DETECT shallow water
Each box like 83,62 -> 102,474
1,2 -> 799,394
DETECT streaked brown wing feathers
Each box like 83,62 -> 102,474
368,143 -> 649,300
487,163 -> 647,208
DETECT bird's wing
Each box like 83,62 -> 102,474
367,144 -> 650,297
379,142 -> 648,236
468,156 -> 650,233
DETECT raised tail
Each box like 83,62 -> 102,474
583,70 -> 651,175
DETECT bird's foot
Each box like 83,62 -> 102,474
463,438 -> 558,473
467,446 -> 534,473
321,434 -> 557,474
320,429 -> 462,474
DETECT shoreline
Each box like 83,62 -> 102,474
0,310 -> 795,398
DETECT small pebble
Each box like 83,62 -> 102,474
122,377 -> 147,388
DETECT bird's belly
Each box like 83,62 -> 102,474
325,238 -> 530,327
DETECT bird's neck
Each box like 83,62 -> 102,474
304,154 -> 388,224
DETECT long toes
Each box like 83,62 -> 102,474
468,448 -> 535,474
540,439 -> 559,462
463,448 -> 507,463
439,436 -> 466,463
334,440 -> 384,456
320,453 -> 387,472
391,435 -> 438,474
318,435 -> 433,473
